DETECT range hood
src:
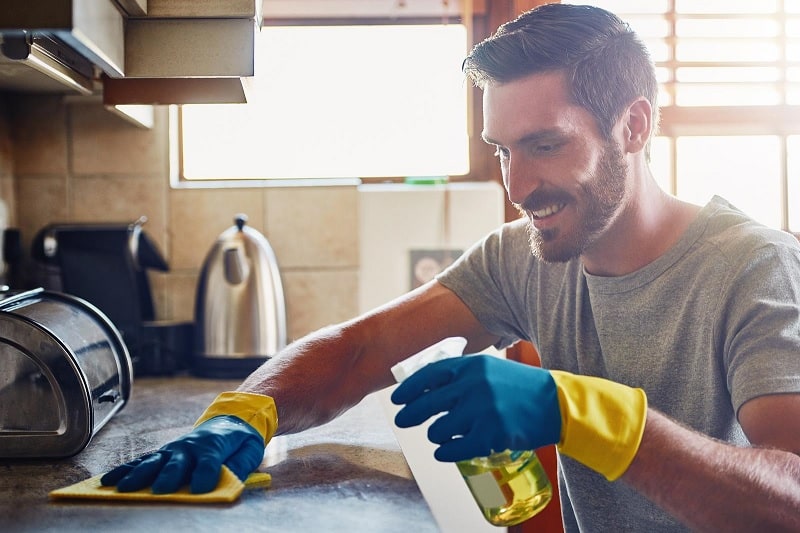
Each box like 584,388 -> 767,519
1,0 -> 124,96
0,0 -> 258,105
0,31 -> 95,95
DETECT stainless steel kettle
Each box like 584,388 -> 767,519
193,214 -> 287,378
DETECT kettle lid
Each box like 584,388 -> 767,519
234,213 -> 248,232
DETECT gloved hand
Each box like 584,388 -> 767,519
391,355 -> 647,481
101,391 -> 277,494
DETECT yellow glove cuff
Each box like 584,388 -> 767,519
194,391 -> 278,445
550,371 -> 647,481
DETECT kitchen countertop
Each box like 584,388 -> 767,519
0,376 -> 439,533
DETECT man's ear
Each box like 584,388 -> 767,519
622,97 -> 652,154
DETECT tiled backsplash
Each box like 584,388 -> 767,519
0,94 -> 359,342
0,93 -> 506,346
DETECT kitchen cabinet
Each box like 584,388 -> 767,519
261,0 -> 483,18
144,0 -> 258,18
123,18 -> 255,78
120,0 -> 259,78
115,0 -> 148,16
105,0 -> 259,104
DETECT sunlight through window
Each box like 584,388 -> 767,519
180,25 -> 469,181
572,0 -> 800,231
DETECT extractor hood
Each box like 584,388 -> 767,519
0,0 -> 258,105
0,31 -> 95,95
0,0 -> 125,96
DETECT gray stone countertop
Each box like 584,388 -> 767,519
0,376 -> 439,533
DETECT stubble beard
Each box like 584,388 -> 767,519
526,141 -> 628,263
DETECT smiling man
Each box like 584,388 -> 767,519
482,72 -> 634,266
103,4 -> 800,531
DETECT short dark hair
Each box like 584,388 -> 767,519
463,4 -> 659,150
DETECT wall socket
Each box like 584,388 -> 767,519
409,248 -> 463,290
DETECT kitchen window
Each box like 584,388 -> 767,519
573,0 -> 800,232
175,23 -> 470,186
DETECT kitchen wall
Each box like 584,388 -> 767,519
0,97 -> 14,294
359,182 -> 504,314
0,94 -> 359,342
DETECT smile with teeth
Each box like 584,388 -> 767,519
531,202 -> 567,219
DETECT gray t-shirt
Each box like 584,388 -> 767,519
437,196 -> 800,532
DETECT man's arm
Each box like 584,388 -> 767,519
622,395 -> 800,532
101,280 -> 498,494
237,280 -> 501,435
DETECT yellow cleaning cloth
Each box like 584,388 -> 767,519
49,467 -> 271,504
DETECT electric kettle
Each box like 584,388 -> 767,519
193,214 -> 287,378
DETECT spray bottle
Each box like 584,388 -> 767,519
391,338 -> 553,527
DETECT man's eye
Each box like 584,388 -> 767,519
493,147 -> 509,160
535,142 -> 561,154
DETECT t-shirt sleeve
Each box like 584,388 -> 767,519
436,219 -> 534,350
722,234 -> 800,413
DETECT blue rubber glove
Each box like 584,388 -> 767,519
101,392 -> 277,494
391,355 -> 562,462
392,355 -> 649,481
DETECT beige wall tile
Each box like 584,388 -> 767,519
164,270 -> 199,322
0,99 -> 16,226
8,95 -> 68,175
70,102 -> 166,176
282,269 -> 358,341
0,177 -> 15,227
7,96 -> 366,337
266,186 -> 358,269
16,176 -> 69,251
146,270 -> 168,320
70,175 -> 167,257
0,96 -> 13,180
168,188 -> 264,270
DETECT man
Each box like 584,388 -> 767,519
102,4 -> 800,531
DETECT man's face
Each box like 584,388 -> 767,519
482,71 -> 629,263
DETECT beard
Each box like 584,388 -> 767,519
522,140 -> 628,263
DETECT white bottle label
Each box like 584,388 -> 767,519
465,471 -> 507,508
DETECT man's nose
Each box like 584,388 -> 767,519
504,158 -> 540,206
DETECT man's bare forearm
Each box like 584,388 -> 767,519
623,409 -> 800,532
236,323 -> 381,435
235,281 -> 498,436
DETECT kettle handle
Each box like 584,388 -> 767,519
223,247 -> 248,285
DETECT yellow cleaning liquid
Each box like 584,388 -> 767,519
457,449 -> 553,526
390,340 -> 552,527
